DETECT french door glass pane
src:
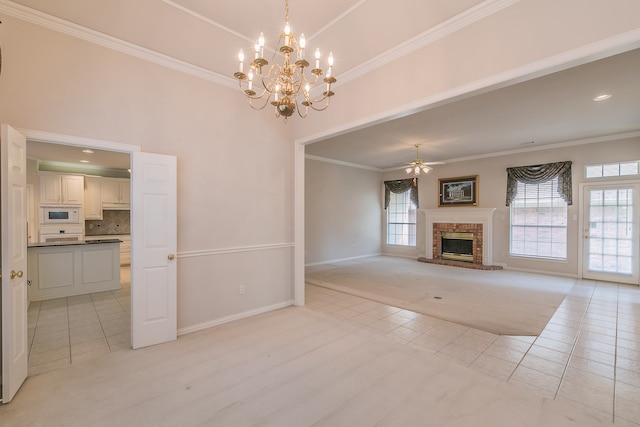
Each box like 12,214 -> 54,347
587,188 -> 633,274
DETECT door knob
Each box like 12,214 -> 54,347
10,270 -> 23,279
167,254 -> 175,261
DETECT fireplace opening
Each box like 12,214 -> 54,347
441,232 -> 474,263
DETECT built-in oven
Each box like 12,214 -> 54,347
39,225 -> 84,243
40,206 -> 81,224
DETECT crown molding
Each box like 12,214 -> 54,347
305,154 -> 381,171
0,0 -> 237,89
337,0 -> 520,87
0,0 -> 518,92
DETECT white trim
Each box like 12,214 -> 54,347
380,253 -> 420,260
18,128 -> 141,154
308,0 -> 368,40
305,253 -> 382,267
161,0 -> 253,43
502,266 -> 578,279
177,300 -> 294,336
437,131 -> 640,166
0,0 -> 236,89
178,243 -> 294,259
294,143 -> 306,306
305,154 -> 381,171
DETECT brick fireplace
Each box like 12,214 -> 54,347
420,208 -> 498,268
433,223 -> 483,264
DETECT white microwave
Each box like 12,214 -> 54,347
40,207 -> 81,224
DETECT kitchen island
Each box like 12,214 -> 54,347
28,239 -> 121,301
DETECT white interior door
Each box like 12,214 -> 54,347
1,124 -> 28,403
131,152 -> 177,349
582,183 -> 640,284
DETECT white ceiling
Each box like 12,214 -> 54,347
306,48 -> 640,170
15,0 -> 640,170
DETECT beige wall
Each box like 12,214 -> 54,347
308,137 -> 639,277
305,158 -> 381,265
378,137 -> 640,276
0,16 -> 294,330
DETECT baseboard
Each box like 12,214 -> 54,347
380,252 -> 420,260
305,253 -> 382,267
502,266 -> 579,279
177,300 -> 295,336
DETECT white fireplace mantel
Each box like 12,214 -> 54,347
420,208 -> 496,265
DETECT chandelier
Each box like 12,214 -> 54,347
406,144 -> 433,177
233,0 -> 336,121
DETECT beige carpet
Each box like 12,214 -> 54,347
306,256 -> 575,336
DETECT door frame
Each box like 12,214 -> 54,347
17,128 -> 141,346
578,180 -> 640,284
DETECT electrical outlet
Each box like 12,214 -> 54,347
239,285 -> 246,295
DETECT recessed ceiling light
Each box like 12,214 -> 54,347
593,94 -> 612,102
82,149 -> 94,154
80,160 -> 90,163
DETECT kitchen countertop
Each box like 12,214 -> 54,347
28,238 -> 122,248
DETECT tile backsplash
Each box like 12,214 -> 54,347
85,210 -> 131,236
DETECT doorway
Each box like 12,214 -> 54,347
25,139 -> 133,375
3,126 -> 177,402
581,182 -> 640,284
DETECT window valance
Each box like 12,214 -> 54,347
506,161 -> 572,206
384,178 -> 418,209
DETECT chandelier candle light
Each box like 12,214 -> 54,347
233,0 -> 336,121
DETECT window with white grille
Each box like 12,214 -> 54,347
510,177 -> 567,259
386,189 -> 417,246
586,161 -> 639,178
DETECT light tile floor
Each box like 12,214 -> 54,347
27,267 -> 131,376
26,267 -> 639,425
306,278 -> 640,426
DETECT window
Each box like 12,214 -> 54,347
510,177 -> 567,259
386,189 -> 417,246
586,161 -> 639,178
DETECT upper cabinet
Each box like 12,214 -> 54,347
101,178 -> 130,209
84,176 -> 103,220
39,174 -> 84,206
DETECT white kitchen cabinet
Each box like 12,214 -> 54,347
101,178 -> 130,208
84,176 -> 103,220
27,241 -> 121,301
85,234 -> 130,266
39,174 -> 84,205
119,235 -> 131,266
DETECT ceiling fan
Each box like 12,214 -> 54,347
405,144 -> 443,177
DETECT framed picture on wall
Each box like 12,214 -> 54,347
438,175 -> 478,207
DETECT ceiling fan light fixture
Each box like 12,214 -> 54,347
406,144 -> 433,177
233,0 -> 336,122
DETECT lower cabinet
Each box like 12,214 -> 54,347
27,242 -> 121,301
85,234 -> 130,266
119,235 -> 131,266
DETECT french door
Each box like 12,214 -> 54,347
1,124 -> 28,403
582,183 -> 640,284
